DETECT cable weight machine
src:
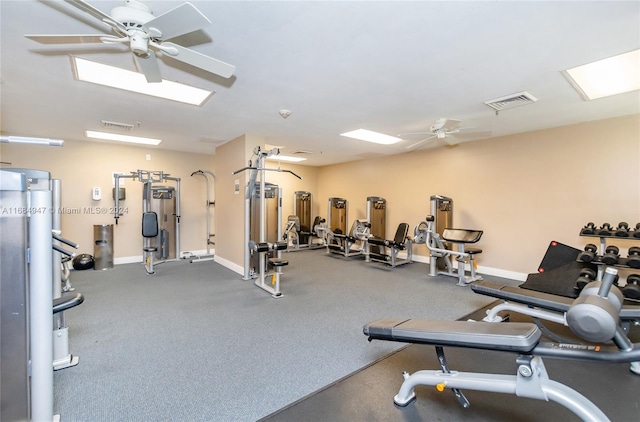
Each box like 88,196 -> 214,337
233,147 -> 301,298
190,170 -> 215,262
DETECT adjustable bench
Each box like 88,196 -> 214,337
364,268 -> 639,422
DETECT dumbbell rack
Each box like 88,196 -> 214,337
578,228 -> 639,288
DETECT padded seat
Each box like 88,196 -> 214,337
269,258 -> 289,267
442,228 -> 483,244
53,292 -> 84,314
364,318 -> 541,352
466,247 -> 482,254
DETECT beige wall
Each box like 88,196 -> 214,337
2,114 -> 638,278
317,114 -> 640,276
0,139 -> 214,260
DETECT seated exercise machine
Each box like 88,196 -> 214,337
364,267 -> 640,421
283,215 -> 327,251
368,222 -> 413,267
234,146 -> 301,298
414,215 -> 483,286
326,219 -> 371,258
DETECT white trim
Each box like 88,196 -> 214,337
213,255 -> 244,275
410,254 -> 527,281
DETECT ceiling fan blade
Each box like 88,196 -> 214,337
452,130 -> 493,139
64,0 -> 128,34
159,42 -> 236,78
441,119 -> 462,131
396,131 -> 430,138
144,3 -> 211,41
25,34 -> 106,44
134,51 -> 162,83
406,135 -> 437,149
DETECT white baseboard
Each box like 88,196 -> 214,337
113,250 -> 527,281
407,253 -> 527,281
213,255 -> 244,275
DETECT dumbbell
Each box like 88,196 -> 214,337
580,222 -> 596,235
622,274 -> 640,300
579,244 -> 597,263
601,245 -> 620,265
574,268 -> 597,292
634,223 -> 640,239
615,222 -> 630,237
628,246 -> 640,269
598,223 -> 613,236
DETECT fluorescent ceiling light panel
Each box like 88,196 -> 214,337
72,57 -> 214,106
85,130 -> 162,146
563,49 -> 640,100
340,129 -> 401,145
266,155 -> 307,162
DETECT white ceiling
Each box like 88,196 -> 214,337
1,1 -> 639,166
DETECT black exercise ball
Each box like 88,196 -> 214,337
72,253 -> 94,270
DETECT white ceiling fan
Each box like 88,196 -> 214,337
399,118 -> 492,149
25,0 -> 236,83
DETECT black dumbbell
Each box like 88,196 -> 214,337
622,274 -> 640,300
581,222 -> 596,235
634,223 -> 640,238
615,222 -> 630,237
575,268 -> 597,292
628,246 -> 640,269
598,223 -> 613,236
601,245 -> 620,265
579,244 -> 597,263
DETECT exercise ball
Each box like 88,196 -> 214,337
72,253 -> 95,270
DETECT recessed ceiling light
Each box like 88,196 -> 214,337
85,130 -> 162,146
340,129 -> 401,145
563,49 -> 640,100
71,57 -> 214,106
266,155 -> 307,162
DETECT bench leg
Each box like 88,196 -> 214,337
392,357 -> 609,422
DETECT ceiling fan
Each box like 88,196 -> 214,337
25,0 -> 236,83
399,118 -> 492,149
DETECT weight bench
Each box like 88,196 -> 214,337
364,268 -> 640,421
368,223 -> 413,267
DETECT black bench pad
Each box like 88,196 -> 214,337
53,292 -> 84,314
471,281 -> 640,319
364,318 -> 541,352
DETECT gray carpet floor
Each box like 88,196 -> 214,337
54,250 -> 521,421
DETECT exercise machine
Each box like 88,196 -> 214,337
326,219 -> 371,258
283,191 -> 326,251
414,216 -> 483,286
430,195 -> 453,270
368,223 -> 413,267
364,267 -> 640,421
189,170 -> 215,262
233,146 -> 301,297
113,170 -> 181,272
1,168 -> 83,422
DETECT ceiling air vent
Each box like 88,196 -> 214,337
292,150 -> 313,155
101,120 -> 134,131
484,91 -> 538,111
